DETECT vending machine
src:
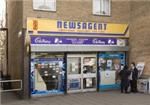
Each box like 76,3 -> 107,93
30,53 -> 65,96
98,52 -> 126,90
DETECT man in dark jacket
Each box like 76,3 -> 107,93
119,65 -> 130,93
130,62 -> 138,93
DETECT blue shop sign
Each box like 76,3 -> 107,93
30,36 -> 117,45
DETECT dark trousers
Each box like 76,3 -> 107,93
121,79 -> 129,93
130,80 -> 137,92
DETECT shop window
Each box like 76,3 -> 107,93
33,0 -> 56,11
93,0 -> 111,16
30,53 -> 65,95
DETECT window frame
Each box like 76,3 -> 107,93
92,0 -> 111,16
32,0 -> 56,12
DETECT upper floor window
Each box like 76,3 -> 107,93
33,0 -> 56,11
93,0 -> 111,16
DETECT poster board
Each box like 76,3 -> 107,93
136,62 -> 145,77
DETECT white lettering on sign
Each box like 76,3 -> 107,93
92,39 -> 105,44
108,39 -> 114,44
35,37 -> 51,44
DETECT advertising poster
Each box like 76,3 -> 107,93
107,60 -> 112,69
30,36 -> 118,46
30,57 -> 65,96
68,79 -> 81,90
99,52 -> 125,90
136,62 -> 145,77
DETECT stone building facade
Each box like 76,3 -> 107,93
6,0 -> 150,98
130,0 -> 150,75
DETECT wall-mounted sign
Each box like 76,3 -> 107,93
27,18 -> 129,37
117,39 -> 126,46
136,62 -> 145,77
30,36 -> 118,45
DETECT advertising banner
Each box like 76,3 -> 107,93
30,36 -> 117,45
27,18 -> 129,37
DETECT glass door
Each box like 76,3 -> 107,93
67,55 -> 82,93
82,55 -> 97,92
67,54 -> 97,93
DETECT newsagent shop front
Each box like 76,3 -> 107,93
27,18 -> 129,97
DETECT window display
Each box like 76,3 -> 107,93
99,52 -> 125,90
99,52 -> 125,71
30,53 -> 65,96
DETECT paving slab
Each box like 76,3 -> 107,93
1,91 -> 150,105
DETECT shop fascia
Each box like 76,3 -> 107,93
27,18 -> 129,38
57,20 -> 107,30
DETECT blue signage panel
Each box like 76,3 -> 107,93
30,36 -> 117,45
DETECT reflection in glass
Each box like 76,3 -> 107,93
83,57 -> 96,74
67,57 -> 81,74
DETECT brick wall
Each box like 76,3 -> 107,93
22,0 -> 130,28
130,1 -> 150,76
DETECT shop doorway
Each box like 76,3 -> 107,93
67,54 -> 97,93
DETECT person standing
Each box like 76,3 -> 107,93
119,65 -> 130,93
129,62 -> 138,93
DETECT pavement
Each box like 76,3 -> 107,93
1,91 -> 150,105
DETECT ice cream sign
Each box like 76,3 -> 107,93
31,36 -> 118,45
